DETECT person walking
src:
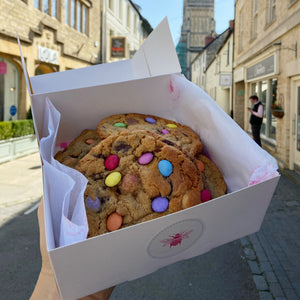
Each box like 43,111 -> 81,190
248,95 -> 264,147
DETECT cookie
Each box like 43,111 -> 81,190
76,130 -> 203,237
54,129 -> 100,168
197,154 -> 227,199
96,113 -> 203,156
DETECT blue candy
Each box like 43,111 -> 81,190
145,117 -> 156,124
158,160 -> 173,177
152,197 -> 169,212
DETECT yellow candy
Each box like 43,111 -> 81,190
105,171 -> 121,187
166,123 -> 177,129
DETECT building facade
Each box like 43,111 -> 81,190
0,0 -> 102,122
191,24 -> 233,115
233,0 -> 300,170
101,0 -> 152,63
0,0 -> 150,122
179,0 -> 216,79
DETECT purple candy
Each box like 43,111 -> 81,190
145,117 -> 156,124
161,129 -> 170,134
152,197 -> 169,213
86,197 -> 101,212
138,152 -> 154,165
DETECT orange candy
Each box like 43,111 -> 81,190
106,212 -> 123,231
196,160 -> 205,172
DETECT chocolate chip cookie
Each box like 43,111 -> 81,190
54,129 -> 100,168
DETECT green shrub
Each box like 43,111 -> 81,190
0,120 -> 35,140
0,121 -> 13,140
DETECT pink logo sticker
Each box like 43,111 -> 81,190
147,219 -> 204,258
160,230 -> 193,248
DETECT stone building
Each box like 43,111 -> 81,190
233,0 -> 300,170
0,0 -> 150,122
101,0 -> 152,63
179,0 -> 216,79
191,23 -> 234,115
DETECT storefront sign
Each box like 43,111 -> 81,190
111,37 -> 126,58
38,46 -> 58,64
246,55 -> 274,80
0,62 -> 7,74
219,73 -> 232,86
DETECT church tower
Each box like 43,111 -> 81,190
179,0 -> 216,79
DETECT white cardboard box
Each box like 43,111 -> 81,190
19,18 -> 279,300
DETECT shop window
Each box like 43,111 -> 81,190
251,78 -> 277,141
35,64 -> 55,75
34,0 -> 58,18
65,0 -> 89,34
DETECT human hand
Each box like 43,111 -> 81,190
30,198 -> 114,300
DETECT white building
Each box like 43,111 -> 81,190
101,0 -> 152,63
191,23 -> 233,115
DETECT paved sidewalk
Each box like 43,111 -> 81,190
240,170 -> 300,300
0,152 -> 43,226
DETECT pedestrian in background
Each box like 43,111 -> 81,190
248,95 -> 264,147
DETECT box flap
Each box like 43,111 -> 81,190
23,18 -> 181,95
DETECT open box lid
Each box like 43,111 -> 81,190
17,18 -> 181,96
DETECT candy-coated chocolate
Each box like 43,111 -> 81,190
113,122 -> 127,128
166,123 -> 177,129
105,171 -> 122,187
196,160 -> 205,172
161,129 -> 170,134
145,117 -> 156,124
104,154 -> 119,170
85,197 -> 101,212
85,139 -> 95,145
158,160 -> 173,177
201,189 -> 211,202
152,197 -> 169,212
106,212 -> 123,231
138,152 -> 154,165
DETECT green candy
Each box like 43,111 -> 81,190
113,122 -> 127,128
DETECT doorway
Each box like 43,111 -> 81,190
0,57 -> 19,121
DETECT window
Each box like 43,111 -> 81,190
267,0 -> 276,25
34,0 -> 58,18
109,0 -> 113,11
127,5 -> 130,28
252,0 -> 258,39
239,11 -> 243,52
226,42 -> 230,66
65,0 -> 89,34
250,78 -> 277,141
119,0 -> 122,20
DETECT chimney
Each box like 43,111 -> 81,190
229,20 -> 234,30
205,36 -> 214,46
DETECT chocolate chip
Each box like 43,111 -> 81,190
70,154 -> 79,158
162,139 -> 175,146
99,196 -> 110,204
126,118 -> 138,125
93,153 -> 105,159
114,141 -> 131,152
90,173 -> 104,181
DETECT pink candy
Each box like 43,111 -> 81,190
201,189 -> 212,202
138,152 -> 154,165
161,129 -> 170,134
104,154 -> 119,170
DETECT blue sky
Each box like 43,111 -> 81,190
133,0 -> 235,44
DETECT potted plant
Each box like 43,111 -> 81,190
271,103 -> 284,118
